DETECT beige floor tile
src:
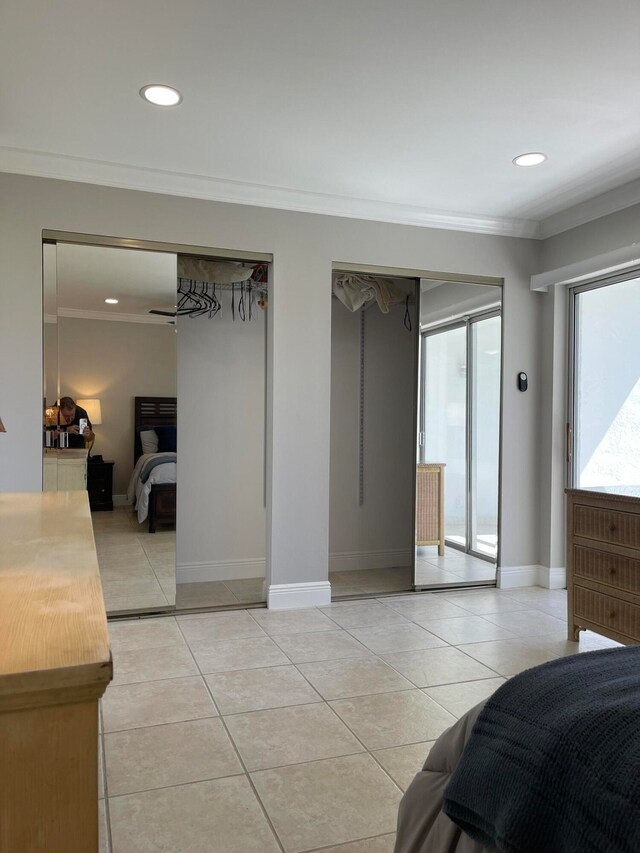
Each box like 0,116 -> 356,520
251,753 -> 401,852
273,630 -> 371,663
297,657 -> 414,700
148,560 -> 175,579
205,665 -> 320,714
373,741 -> 434,791
107,617 -> 184,653
111,644 -> 198,685
99,562 -> 157,581
249,607 -> 338,635
482,609 -> 567,637
225,703 -> 364,771
381,596 -> 472,621
347,623 -> 447,654
458,638 -> 563,676
102,576 -> 166,598
319,835 -> 396,852
104,592 -> 169,613
224,577 -> 265,603
423,677 -> 506,718
99,799 -> 109,853
99,739 -> 105,799
104,717 -> 243,795
102,676 -> 217,732
414,566 -> 468,585
442,591 -> 528,615
109,776 -> 280,853
381,645 -> 498,687
416,615 -> 517,645
177,610 -> 265,645
330,690 -> 456,749
320,601 -> 409,629
191,636 -> 290,673
175,580 -> 239,608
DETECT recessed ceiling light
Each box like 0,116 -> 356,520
104,298 -> 119,304
513,152 -> 547,167
139,84 -> 182,107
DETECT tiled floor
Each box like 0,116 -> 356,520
94,513 -> 494,615
99,586 -> 620,852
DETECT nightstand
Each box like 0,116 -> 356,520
87,460 -> 114,511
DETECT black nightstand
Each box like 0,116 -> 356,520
87,460 -> 114,511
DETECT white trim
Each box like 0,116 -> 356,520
329,548 -> 413,572
497,564 -> 566,589
496,565 -> 542,589
112,494 -> 131,507
0,145 -> 539,239
58,307 -> 172,324
176,558 -> 265,584
539,177 -> 640,239
267,581 -> 332,610
531,243 -> 640,292
539,566 -> 567,590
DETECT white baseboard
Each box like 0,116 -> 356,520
497,564 -> 566,590
538,566 -> 567,589
267,581 -> 332,610
176,558 -> 265,584
329,548 -> 413,572
497,565 -> 542,589
113,494 -> 132,507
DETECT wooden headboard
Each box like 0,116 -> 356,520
134,396 -> 177,463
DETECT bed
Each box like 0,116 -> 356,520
395,645 -> 640,853
128,396 -> 177,533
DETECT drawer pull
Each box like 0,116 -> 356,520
608,567 -> 617,576
609,610 -> 617,620
609,523 -> 616,533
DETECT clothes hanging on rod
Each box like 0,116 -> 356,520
172,258 -> 268,320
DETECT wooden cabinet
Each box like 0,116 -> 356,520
0,492 -> 112,852
43,448 -> 88,491
88,460 -> 114,511
416,463 -> 446,556
566,488 -> 640,644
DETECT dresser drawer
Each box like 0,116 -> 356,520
573,504 -> 640,550
573,545 -> 640,595
574,586 -> 640,640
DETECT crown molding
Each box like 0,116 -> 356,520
539,177 -> 640,239
57,307 -> 172,324
0,145 -> 539,239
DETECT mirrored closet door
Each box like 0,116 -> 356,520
415,280 -> 502,589
43,235 -> 271,617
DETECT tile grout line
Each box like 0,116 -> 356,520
174,613 -> 288,853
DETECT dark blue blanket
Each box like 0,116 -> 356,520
443,646 -> 640,853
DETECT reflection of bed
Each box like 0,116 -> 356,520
395,646 -> 640,852
132,396 -> 177,533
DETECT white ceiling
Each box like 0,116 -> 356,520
3,1 -> 640,238
56,244 -> 176,317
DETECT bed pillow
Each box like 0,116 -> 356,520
139,429 -> 159,455
155,424 -> 177,453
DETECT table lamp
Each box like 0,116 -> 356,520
76,399 -> 102,457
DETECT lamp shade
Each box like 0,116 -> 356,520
76,399 -> 102,425
0,416 -> 5,433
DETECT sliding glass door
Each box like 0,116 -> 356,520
570,273 -> 640,493
421,311 -> 501,559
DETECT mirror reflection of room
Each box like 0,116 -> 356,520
329,272 -> 418,597
46,243 -> 178,614
416,279 -> 502,588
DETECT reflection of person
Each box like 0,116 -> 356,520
58,396 -> 95,448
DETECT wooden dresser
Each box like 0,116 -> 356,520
416,463 -> 446,556
566,488 -> 640,644
0,491 -> 112,852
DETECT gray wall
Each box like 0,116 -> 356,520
56,317 -> 177,494
329,293 -> 416,567
0,171 -> 542,584
176,305 -> 266,574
